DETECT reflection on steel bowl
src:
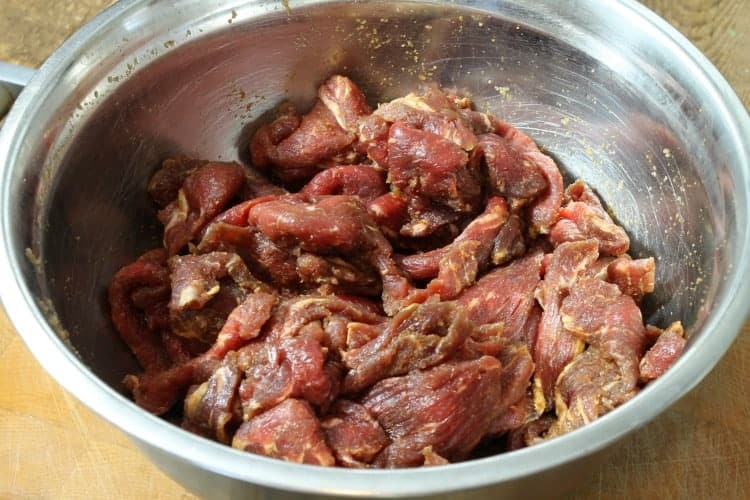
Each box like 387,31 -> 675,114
0,1 -> 748,498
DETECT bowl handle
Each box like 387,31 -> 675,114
0,62 -> 35,121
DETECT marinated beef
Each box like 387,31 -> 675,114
109,75 -> 685,468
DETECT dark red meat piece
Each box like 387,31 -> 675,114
202,194 -> 279,230
232,399 -> 335,466
492,214 -> 526,266
369,89 -> 477,151
321,400 -> 390,467
342,301 -> 472,394
266,294 -> 384,343
488,343 -> 536,434
244,231 -> 301,288
399,201 -> 461,239
238,328 -> 339,420
249,195 -> 364,254
318,75 -> 373,134
533,240 -> 599,410
493,121 -> 563,235
205,292 -> 277,359
476,133 -> 547,207
147,156 -> 207,207
249,195 -> 413,315
396,197 -> 509,280
387,122 -> 479,214
550,180 -> 630,256
124,291 -> 275,415
250,101 -> 355,185
229,294 -> 385,420
561,277 -> 646,349
168,252 -> 268,342
297,253 -> 381,297
108,249 -> 172,372
546,276 -> 648,437
123,355 -> 219,415
639,322 -> 685,383
197,220 -> 301,289
457,249 -> 544,347
183,352 -> 243,443
159,162 -> 246,255
300,165 -> 387,203
367,192 -> 408,235
250,76 -> 370,185
356,114 -> 390,165
361,356 -> 504,467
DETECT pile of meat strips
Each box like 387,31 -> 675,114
109,75 -> 686,468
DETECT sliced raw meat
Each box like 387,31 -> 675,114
361,356 -> 504,467
108,249 -> 172,372
457,249 -> 544,347
342,301 -> 472,393
476,133 -> 547,208
183,352 -> 243,443
533,240 -> 599,410
300,164 -> 387,202
168,252 -> 268,342
550,180 -> 629,255
321,400 -> 390,467
639,322 -> 686,383
159,162 -> 246,255
232,399 -> 335,466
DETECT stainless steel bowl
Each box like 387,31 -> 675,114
1,0 -> 749,498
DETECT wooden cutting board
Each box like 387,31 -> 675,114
1,1 -> 748,498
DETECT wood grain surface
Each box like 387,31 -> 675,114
1,1 -> 748,499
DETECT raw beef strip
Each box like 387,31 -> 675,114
265,294 -> 385,344
533,240 -> 599,410
250,76 -> 371,185
476,133 -> 547,208
158,162 -> 246,255
494,120 -> 563,235
300,164 -> 387,202
124,291 -> 275,415
639,322 -> 685,382
168,252 -> 268,342
365,88 -> 478,151
395,197 -> 509,280
205,292 -> 277,358
237,329 -> 340,419
183,351 -> 243,443
321,400 -> 390,467
297,253 -> 381,297
607,255 -> 655,301
342,301 -> 472,393
361,356 -> 505,467
367,192 -> 408,235
147,156 -> 207,207
232,399 -> 335,466
492,214 -> 526,266
386,121 -> 481,222
108,249 -> 172,372
249,195 -> 413,315
457,249 -> 544,347
549,180 -> 629,255
546,276 -> 648,437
